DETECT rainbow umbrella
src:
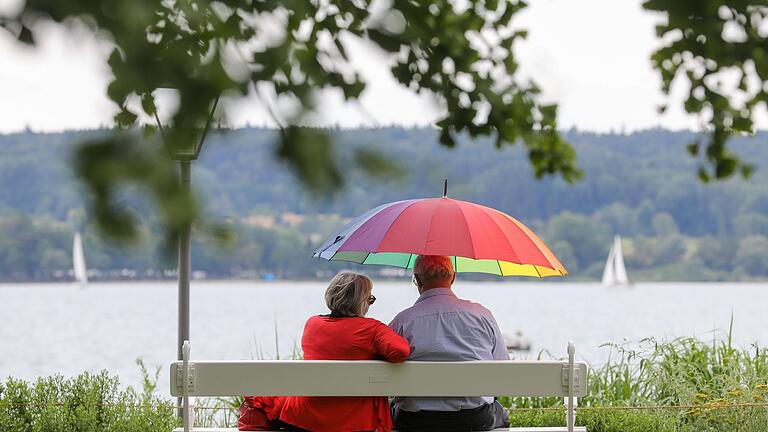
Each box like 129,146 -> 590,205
314,188 -> 567,277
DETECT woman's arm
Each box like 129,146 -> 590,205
372,322 -> 411,362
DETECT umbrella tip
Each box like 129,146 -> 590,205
443,178 -> 448,197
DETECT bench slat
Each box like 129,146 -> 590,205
170,360 -> 588,398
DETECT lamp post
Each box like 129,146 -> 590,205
158,95 -> 219,413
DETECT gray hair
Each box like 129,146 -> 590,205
324,272 -> 372,317
414,255 -> 454,284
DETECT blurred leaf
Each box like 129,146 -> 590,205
2,0 -> 585,243
18,25 -> 34,44
276,127 -> 341,193
353,149 -> 406,179
644,0 -> 765,180
73,133 -> 195,248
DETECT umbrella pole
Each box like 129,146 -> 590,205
177,159 -> 192,414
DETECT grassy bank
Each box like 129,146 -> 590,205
502,325 -> 768,431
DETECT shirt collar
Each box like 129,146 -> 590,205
415,287 -> 455,304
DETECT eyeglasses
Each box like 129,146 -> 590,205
368,295 -> 376,305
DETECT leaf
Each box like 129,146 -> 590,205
276,127 -> 342,193
353,149 -> 406,179
115,109 -> 138,127
367,28 -> 402,53
141,93 -> 157,116
73,133 -> 191,246
18,25 -> 34,44
698,167 -> 710,183
714,156 -> 737,179
741,164 -> 754,179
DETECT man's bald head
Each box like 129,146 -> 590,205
413,255 -> 455,292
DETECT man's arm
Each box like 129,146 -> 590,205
388,313 -> 402,334
486,313 -> 510,360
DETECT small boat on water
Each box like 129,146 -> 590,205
602,235 -> 631,288
73,232 -> 88,287
503,331 -> 532,352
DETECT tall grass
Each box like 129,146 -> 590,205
193,331 -> 304,428
503,322 -> 768,431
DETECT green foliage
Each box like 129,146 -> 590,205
502,328 -> 768,431
73,133 -> 194,245
0,370 -> 178,432
508,409 -> 679,432
1,0 -> 578,243
643,0 -> 768,182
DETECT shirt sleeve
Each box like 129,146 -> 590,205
373,321 -> 411,362
485,313 -> 510,360
388,313 -> 401,333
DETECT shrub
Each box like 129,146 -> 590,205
0,365 -> 178,432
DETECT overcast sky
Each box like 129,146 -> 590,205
1,0 -> 766,134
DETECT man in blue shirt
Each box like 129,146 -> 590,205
389,255 -> 510,431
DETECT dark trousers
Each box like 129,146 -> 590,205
392,401 -> 509,432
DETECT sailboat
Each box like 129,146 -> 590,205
601,235 -> 630,288
73,232 -> 88,286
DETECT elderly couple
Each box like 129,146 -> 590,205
239,255 -> 510,432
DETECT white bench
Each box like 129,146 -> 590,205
170,341 -> 588,432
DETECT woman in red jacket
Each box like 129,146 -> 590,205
240,272 -> 410,432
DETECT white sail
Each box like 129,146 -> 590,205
613,235 -> 629,285
601,243 -> 616,286
73,232 -> 88,284
602,235 -> 630,287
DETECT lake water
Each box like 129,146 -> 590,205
2,281 -> 767,390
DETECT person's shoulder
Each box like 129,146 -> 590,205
350,316 -> 392,333
453,296 -> 496,317
359,316 -> 386,326
304,314 -> 325,328
390,303 -> 419,324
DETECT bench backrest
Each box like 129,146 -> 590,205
169,359 -> 588,397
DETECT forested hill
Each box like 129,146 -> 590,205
1,128 -> 767,281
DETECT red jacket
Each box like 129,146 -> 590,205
278,315 -> 410,432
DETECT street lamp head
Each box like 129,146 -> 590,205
154,90 -> 220,162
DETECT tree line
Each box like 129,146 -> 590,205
0,127 -> 766,281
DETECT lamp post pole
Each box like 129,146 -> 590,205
176,159 -> 192,416
177,159 -> 192,363
164,95 -> 219,415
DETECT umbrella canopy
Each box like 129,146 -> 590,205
314,197 -> 567,277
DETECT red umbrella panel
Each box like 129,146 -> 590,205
314,198 -> 567,277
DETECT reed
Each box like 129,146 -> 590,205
504,320 -> 768,431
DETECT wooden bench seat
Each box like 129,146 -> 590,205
171,342 -> 588,432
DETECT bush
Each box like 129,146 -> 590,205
0,366 -> 178,432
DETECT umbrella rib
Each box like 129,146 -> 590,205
496,259 -> 503,277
